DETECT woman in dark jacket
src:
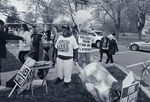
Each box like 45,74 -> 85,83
106,33 -> 119,64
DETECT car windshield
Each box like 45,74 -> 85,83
95,32 -> 105,36
91,33 -> 96,36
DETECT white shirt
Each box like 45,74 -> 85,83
55,35 -> 78,57
19,31 -> 32,51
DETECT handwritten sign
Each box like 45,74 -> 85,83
78,35 -> 92,53
120,82 -> 140,102
14,65 -> 31,88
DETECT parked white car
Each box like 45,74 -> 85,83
90,30 -> 107,47
130,40 -> 150,51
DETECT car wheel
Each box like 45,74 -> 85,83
131,44 -> 139,51
96,40 -> 101,48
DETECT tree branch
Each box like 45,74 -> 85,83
95,0 -> 115,20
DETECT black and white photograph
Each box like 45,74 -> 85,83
0,0 -> 150,102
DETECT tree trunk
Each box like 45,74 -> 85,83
114,10 -> 121,40
114,21 -> 120,40
138,29 -> 142,41
115,28 -> 120,39
137,13 -> 145,41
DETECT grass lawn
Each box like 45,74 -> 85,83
0,74 -> 97,102
1,50 -> 22,72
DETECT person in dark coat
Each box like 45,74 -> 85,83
0,19 -> 24,85
28,26 -> 42,61
52,25 -> 60,66
106,33 -> 119,64
45,28 -> 51,42
99,35 -> 110,62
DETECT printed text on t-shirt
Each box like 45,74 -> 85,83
57,40 -> 70,52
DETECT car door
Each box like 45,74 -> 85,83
140,40 -> 150,51
90,32 -> 96,43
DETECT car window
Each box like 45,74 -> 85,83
95,32 -> 104,36
91,33 -> 96,36
145,40 -> 150,43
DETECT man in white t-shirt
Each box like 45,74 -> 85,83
55,23 -> 78,88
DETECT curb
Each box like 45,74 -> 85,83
116,64 -> 150,98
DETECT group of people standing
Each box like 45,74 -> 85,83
0,17 -> 119,89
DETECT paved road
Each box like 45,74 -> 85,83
91,45 -> 150,86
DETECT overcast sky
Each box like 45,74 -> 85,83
10,0 -> 27,12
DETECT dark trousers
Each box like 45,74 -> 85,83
18,51 -> 29,64
106,54 -> 114,63
52,47 -> 57,64
100,49 -> 109,62
38,48 -> 50,79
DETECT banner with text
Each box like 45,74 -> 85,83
14,64 -> 31,88
120,82 -> 140,102
78,35 -> 92,53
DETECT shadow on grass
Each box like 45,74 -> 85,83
0,74 -> 97,102
1,50 -> 22,72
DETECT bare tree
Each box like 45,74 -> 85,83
130,0 -> 150,40
22,0 -> 75,25
91,0 -> 132,39
0,0 -> 9,13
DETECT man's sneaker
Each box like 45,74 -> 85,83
54,78 -> 63,85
